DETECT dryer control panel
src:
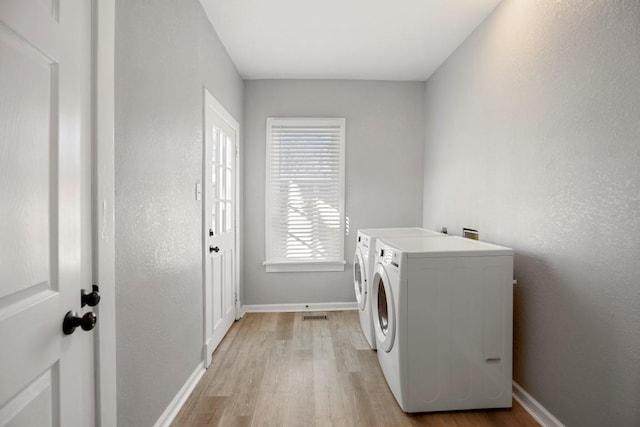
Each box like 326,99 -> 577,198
378,244 -> 400,270
357,233 -> 370,248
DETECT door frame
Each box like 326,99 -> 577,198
201,88 -> 241,366
92,0 -> 117,425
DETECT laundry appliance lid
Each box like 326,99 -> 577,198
379,236 -> 513,258
358,227 -> 443,237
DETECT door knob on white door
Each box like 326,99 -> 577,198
210,245 -> 220,253
62,311 -> 97,335
81,284 -> 101,307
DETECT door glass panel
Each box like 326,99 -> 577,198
215,165 -> 226,233
377,279 -> 388,336
225,169 -> 231,201
226,135 -> 233,168
225,201 -> 232,233
354,261 -> 362,297
211,129 -> 218,163
220,132 -> 226,166
219,165 -> 225,201
219,202 -> 225,235
210,127 -> 234,236
211,169 -> 217,197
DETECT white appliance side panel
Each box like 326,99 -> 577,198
481,258 -> 514,403
448,263 -> 479,401
406,256 -> 513,412
406,260 -> 445,405
406,258 -> 480,408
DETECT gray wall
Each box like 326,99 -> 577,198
422,1 -> 640,425
114,1 -> 243,425
244,80 -> 425,305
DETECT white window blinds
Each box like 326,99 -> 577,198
265,118 -> 346,272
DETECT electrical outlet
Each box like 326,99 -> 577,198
463,228 -> 479,240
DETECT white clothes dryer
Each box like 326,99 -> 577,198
353,228 -> 444,349
371,236 -> 514,413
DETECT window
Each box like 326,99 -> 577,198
264,118 -> 346,272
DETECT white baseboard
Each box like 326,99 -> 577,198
513,381 -> 565,427
236,305 -> 246,319
153,362 -> 205,427
243,302 -> 357,313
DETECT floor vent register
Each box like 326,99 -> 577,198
303,314 -> 328,320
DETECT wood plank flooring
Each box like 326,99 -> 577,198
172,311 -> 539,427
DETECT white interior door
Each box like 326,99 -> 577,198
0,1 -> 94,426
203,90 -> 238,367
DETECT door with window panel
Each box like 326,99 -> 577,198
203,90 -> 237,367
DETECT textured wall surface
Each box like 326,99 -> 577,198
244,80 -> 425,305
114,1 -> 243,425
422,1 -> 640,425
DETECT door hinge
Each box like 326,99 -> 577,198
234,292 -> 238,304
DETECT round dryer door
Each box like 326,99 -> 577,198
372,263 -> 395,352
353,248 -> 367,311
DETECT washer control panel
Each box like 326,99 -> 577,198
357,233 -> 370,249
357,232 -> 371,258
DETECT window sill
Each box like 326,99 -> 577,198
263,260 -> 346,273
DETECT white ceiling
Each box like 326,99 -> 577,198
199,0 -> 502,81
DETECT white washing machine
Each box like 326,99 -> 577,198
353,228 -> 444,349
371,236 -> 513,413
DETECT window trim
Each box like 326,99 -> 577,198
264,117 -> 346,272
263,260 -> 347,273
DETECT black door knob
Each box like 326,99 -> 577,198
81,284 -> 101,307
209,245 -> 220,253
63,311 -> 97,335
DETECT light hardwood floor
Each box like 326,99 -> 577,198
172,311 -> 539,427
